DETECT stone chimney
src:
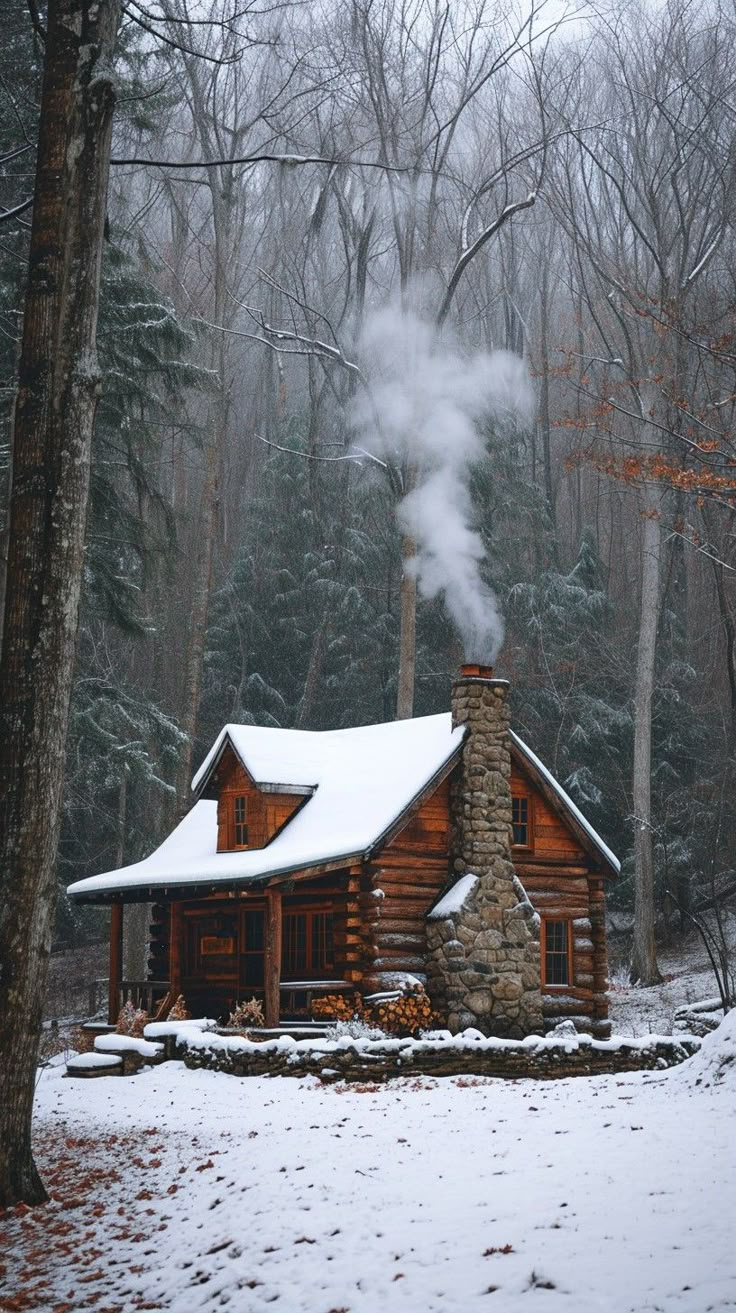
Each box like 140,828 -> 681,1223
426,665 -> 542,1038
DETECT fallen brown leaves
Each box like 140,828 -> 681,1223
0,1127 -> 168,1313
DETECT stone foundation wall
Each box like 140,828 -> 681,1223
428,675 -> 542,1038
175,1028 -> 699,1083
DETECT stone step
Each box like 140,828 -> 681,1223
66,1053 -> 123,1079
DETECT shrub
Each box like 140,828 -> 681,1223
116,1001 -> 150,1036
333,1017 -> 385,1040
167,994 -> 190,1022
228,997 -> 265,1029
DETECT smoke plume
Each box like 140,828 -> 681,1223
352,307 -> 533,662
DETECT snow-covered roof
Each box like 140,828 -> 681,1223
68,715 -> 465,901
67,713 -> 619,903
427,873 -> 479,920
509,731 -> 620,875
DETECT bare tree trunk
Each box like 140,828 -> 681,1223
174,423 -> 221,816
538,258 -> 554,526
174,175 -> 230,818
0,0 -> 120,1207
115,770 -> 148,978
631,482 -> 663,985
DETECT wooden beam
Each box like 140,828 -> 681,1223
264,891 -> 282,1027
108,903 -> 123,1024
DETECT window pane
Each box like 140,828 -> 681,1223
512,796 -> 529,846
240,912 -> 264,989
312,913 -> 334,973
234,796 -> 248,846
244,911 -> 264,952
283,914 -> 308,976
544,920 -> 569,985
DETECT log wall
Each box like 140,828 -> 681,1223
361,779 -> 451,989
511,759 -> 610,1035
363,761 -> 611,1034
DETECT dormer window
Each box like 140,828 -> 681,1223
512,795 -> 532,848
232,795 -> 248,847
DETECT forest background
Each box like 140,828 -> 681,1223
2,0 -> 735,993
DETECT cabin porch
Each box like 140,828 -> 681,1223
105,868 -> 361,1027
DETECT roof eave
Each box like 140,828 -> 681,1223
67,852 -> 365,906
509,733 -> 619,878
365,734 -> 466,860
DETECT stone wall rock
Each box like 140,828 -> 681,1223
176,1030 -> 700,1083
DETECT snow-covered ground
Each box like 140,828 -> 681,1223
3,1017 -> 735,1313
608,928 -> 732,1036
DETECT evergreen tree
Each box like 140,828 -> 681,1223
57,239 -> 205,934
507,530 -> 632,865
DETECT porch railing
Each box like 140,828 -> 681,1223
88,978 -> 171,1019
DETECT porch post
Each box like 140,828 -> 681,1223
264,891 -> 282,1028
108,902 -> 123,1024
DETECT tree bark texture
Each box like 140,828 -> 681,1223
0,0 -> 121,1207
173,169 -> 230,820
630,483 -> 663,985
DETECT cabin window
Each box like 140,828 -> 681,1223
282,911 -> 335,979
232,795 -> 249,847
512,795 -> 532,847
240,909 -> 265,987
543,919 -> 571,987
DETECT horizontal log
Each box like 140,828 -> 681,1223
370,917 -> 426,935
522,874 -> 590,889
543,996 -> 594,1015
374,934 -> 426,951
377,879 -> 444,896
370,955 -> 426,971
378,853 -> 448,867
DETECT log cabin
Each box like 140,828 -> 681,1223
68,665 -> 619,1038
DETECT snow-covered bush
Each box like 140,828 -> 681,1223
333,1017 -> 386,1041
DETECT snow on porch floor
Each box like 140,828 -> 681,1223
2,1051 -> 734,1313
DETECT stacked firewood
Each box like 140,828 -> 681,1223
311,982 -> 434,1037
311,992 -> 363,1021
363,982 -> 434,1037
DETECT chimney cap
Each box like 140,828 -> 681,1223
459,662 -> 494,680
